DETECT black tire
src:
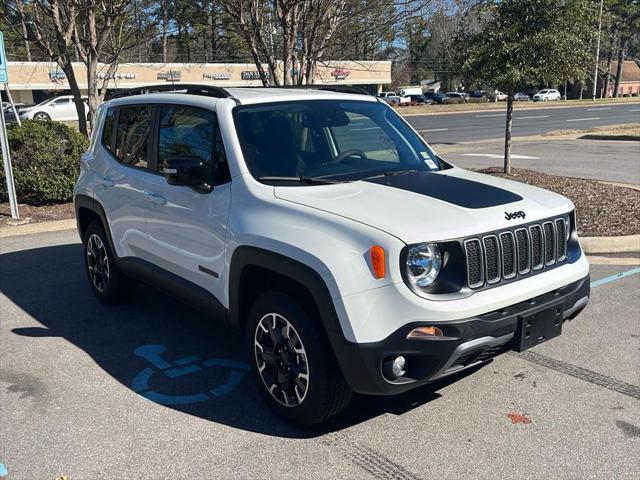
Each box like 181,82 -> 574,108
33,111 -> 51,121
83,220 -> 135,305
247,291 -> 352,427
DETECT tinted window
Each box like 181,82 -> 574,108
52,98 -> 71,105
158,106 -> 230,186
115,106 -> 152,169
102,108 -> 116,152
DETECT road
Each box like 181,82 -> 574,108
1,229 -> 639,479
405,102 -> 640,144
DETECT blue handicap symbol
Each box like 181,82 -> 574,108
132,344 -> 249,405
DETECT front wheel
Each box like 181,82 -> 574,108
247,291 -> 352,427
33,111 -> 51,121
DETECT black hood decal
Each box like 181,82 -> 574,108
364,172 -> 523,209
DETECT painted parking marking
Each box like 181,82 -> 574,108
462,153 -> 539,160
517,115 -> 549,119
587,107 -> 611,111
628,108 -> 640,112
132,344 -> 249,406
418,128 -> 449,133
590,267 -> 640,288
566,117 -> 600,122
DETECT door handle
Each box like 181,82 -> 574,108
145,192 -> 167,206
97,177 -> 114,188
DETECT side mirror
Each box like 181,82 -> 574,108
163,157 -> 205,187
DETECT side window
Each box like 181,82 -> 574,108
158,106 -> 230,186
102,108 -> 116,152
115,106 -> 152,169
53,98 -> 71,105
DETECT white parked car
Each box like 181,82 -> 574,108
493,90 -> 508,102
532,89 -> 561,102
17,95 -> 89,122
74,84 -> 590,426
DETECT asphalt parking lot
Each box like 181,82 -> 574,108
1,230 -> 639,479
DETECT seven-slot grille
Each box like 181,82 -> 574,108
464,216 -> 569,290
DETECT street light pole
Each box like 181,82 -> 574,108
592,0 -> 604,101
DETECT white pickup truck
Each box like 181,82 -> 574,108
377,91 -> 411,105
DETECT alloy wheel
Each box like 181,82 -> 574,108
34,112 -> 50,121
86,233 -> 110,292
254,313 -> 310,407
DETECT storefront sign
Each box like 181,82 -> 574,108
49,70 -> 66,82
98,72 -> 137,80
157,70 -> 181,81
203,72 -> 231,80
241,70 -> 269,81
330,69 -> 350,80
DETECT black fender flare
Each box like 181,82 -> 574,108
227,246 -> 344,338
74,194 -> 117,255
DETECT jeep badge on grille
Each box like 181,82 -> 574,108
504,211 -> 526,220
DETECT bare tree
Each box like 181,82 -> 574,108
12,0 -> 90,135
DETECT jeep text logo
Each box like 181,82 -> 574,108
504,211 -> 526,221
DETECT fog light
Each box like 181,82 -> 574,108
383,355 -> 406,379
407,326 -> 443,339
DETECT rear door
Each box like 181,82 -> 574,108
143,104 -> 231,300
93,104 -> 157,260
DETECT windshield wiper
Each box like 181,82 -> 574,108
361,168 -> 422,181
257,175 -> 343,185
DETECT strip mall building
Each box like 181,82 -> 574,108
2,61 -> 391,105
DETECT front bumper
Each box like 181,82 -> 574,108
330,274 -> 590,395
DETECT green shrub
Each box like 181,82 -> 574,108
0,120 -> 88,205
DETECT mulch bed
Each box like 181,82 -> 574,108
0,202 -> 74,226
477,168 -> 640,237
2,169 -> 639,237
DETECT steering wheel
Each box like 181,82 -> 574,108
331,149 -> 368,164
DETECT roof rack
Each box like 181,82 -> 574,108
268,85 -> 371,96
109,84 -> 233,100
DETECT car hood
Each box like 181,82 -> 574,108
274,168 -> 573,244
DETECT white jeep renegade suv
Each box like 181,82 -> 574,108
74,84 -> 590,426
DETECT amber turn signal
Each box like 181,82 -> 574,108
407,326 -> 444,339
370,245 -> 386,279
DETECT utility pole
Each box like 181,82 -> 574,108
592,0 -> 604,101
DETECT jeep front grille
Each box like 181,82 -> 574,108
463,216 -> 569,290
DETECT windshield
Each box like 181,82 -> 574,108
233,99 -> 442,183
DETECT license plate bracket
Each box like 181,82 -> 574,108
515,305 -> 563,352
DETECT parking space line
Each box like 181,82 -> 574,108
567,117 -> 600,122
587,107 -> 611,111
475,114 -> 504,118
518,115 -> 549,119
515,351 -> 640,399
590,267 -> 640,288
629,109 -> 640,112
418,128 -> 448,132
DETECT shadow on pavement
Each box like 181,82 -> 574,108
1,243 -> 482,438
578,134 -> 640,142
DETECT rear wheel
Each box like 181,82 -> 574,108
83,221 -> 135,305
247,291 -> 352,427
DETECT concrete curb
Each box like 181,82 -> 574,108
0,218 -> 76,238
580,235 -> 640,255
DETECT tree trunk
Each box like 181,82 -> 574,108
503,94 -> 514,174
61,62 -> 88,136
15,0 -> 32,61
613,39 -> 627,98
162,0 -> 168,63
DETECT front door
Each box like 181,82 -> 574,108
143,105 -> 231,302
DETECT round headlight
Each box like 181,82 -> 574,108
405,243 -> 442,289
